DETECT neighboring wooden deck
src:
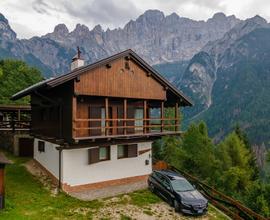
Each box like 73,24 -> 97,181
0,104 -> 31,132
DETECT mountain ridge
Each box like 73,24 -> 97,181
0,11 -> 269,147
0,10 -> 240,76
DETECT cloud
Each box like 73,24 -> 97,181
1,0 -> 270,39
32,0 -> 51,15
62,0 -> 141,27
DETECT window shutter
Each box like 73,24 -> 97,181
88,147 -> 99,164
38,141 -> 45,152
128,144 -> 138,158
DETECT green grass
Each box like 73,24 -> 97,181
208,205 -> 230,220
120,214 -> 132,220
1,153 -> 103,220
0,153 -> 161,220
0,152 -> 229,219
128,189 -> 161,207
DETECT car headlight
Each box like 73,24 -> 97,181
181,202 -> 192,208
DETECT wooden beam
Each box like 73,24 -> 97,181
175,102 -> 179,132
72,96 -> 77,139
143,100 -> 147,134
105,98 -> 109,135
18,109 -> 21,121
161,101 -> 164,132
124,99 -> 127,135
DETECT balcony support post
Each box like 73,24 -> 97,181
124,99 -> 127,135
161,101 -> 164,132
143,100 -> 147,134
175,102 -> 179,131
105,97 -> 109,135
72,96 -> 77,139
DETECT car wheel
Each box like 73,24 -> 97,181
174,200 -> 180,212
148,182 -> 155,193
169,198 -> 174,207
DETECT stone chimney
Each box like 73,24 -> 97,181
71,46 -> 84,71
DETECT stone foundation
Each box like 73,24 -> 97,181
62,174 -> 149,193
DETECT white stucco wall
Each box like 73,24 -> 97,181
33,138 -> 60,179
62,142 -> 152,186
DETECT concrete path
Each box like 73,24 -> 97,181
69,180 -> 148,201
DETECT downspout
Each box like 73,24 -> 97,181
59,104 -> 63,138
57,147 -> 63,192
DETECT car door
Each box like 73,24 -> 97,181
160,176 -> 173,202
151,172 -> 166,197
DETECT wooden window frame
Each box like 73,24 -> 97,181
38,141 -> 45,152
98,146 -> 110,161
127,144 -> 138,158
117,145 -> 128,159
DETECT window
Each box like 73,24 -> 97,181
88,146 -> 110,164
171,178 -> 194,192
161,176 -> 171,190
135,108 -> 144,131
117,145 -> 128,159
101,108 -> 105,135
127,144 -> 138,158
38,141 -> 45,152
99,146 -> 110,161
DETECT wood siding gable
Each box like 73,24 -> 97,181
74,57 -> 166,100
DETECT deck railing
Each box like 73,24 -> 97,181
73,117 -> 180,137
0,120 -> 31,131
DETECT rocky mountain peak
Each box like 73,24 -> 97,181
0,13 -> 8,23
53,24 -> 69,36
165,12 -> 180,22
0,13 -> 16,41
207,12 -> 240,25
137,9 -> 165,24
92,24 -> 103,33
212,12 -> 227,20
246,15 -> 268,25
72,24 -> 90,36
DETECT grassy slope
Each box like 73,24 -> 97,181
0,153 -> 228,220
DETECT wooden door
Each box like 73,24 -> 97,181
77,103 -> 89,137
19,138 -> 34,157
89,106 -> 102,136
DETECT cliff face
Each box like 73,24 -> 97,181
0,10 -> 240,76
178,17 -> 270,146
179,16 -> 269,118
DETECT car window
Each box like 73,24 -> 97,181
160,176 -> 171,189
154,172 -> 163,180
171,178 -> 194,192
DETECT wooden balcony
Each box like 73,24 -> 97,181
71,96 -> 181,142
73,117 -> 181,141
0,120 -> 31,131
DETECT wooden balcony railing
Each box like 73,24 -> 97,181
0,120 -> 31,131
73,117 -> 180,138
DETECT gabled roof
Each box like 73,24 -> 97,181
11,49 -> 192,106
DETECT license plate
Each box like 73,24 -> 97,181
197,210 -> 203,214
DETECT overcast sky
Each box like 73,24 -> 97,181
1,0 -> 270,39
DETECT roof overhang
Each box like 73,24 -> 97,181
11,49 -> 193,106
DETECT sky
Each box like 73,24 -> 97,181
1,0 -> 270,39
